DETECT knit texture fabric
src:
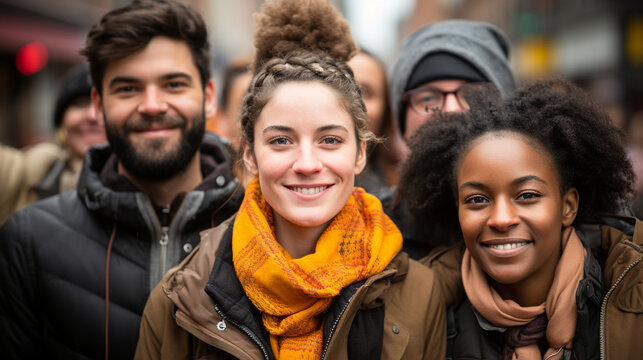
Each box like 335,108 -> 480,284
461,227 -> 586,360
390,20 -> 516,135
232,179 -> 402,359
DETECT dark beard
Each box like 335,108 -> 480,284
105,112 -> 205,181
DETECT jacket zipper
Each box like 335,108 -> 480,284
214,304 -> 272,360
158,204 -> 171,279
599,256 -> 642,360
320,294 -> 355,360
159,226 -> 169,279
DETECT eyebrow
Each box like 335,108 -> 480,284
263,125 -> 293,134
318,124 -> 349,133
108,76 -> 139,89
108,72 -> 193,89
262,124 -> 350,134
458,175 -> 547,190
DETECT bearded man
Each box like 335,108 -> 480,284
0,1 -> 243,359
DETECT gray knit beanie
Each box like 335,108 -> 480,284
391,20 -> 515,135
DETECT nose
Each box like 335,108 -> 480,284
442,93 -> 464,113
137,87 -> 168,116
292,143 -> 322,175
487,197 -> 519,232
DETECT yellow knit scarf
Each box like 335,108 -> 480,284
232,179 -> 402,360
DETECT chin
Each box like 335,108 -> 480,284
286,213 -> 332,228
486,269 -> 526,286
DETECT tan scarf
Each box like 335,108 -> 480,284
232,179 -> 402,359
462,227 -> 586,360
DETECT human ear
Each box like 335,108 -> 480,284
242,140 -> 258,176
91,88 -> 104,124
561,187 -> 579,227
354,140 -> 367,175
204,79 -> 217,118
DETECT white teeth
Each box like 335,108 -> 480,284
292,186 -> 328,195
489,241 -> 528,250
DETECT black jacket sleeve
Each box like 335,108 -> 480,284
0,211 -> 43,359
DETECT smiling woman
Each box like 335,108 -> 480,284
396,79 -> 643,360
135,0 -> 446,359
243,81 -> 366,257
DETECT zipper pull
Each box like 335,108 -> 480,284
159,226 -> 169,278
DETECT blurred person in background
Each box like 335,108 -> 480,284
349,49 -> 406,197
207,55 -> 253,185
207,55 -> 252,150
383,20 -> 517,259
0,0 -> 243,359
627,109 -> 643,218
0,64 -> 106,225
390,20 -> 515,143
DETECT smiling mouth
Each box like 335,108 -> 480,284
486,241 -> 530,250
287,185 -> 331,195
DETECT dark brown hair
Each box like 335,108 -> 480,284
81,0 -> 211,94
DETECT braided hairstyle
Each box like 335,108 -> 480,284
396,78 -> 634,239
240,0 -> 375,153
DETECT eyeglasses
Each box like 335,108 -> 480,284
403,86 -> 472,116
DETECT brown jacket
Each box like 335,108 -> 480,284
423,217 -> 643,360
135,216 -> 446,360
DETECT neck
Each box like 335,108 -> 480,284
492,250 -> 561,307
273,212 -> 330,259
118,151 -> 203,206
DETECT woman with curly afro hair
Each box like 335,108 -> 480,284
396,78 -> 642,359
135,0 -> 446,359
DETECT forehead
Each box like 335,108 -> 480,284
458,131 -> 558,180
257,81 -> 354,132
102,36 -> 200,87
348,54 -> 384,80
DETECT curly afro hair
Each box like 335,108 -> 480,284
396,78 -> 634,238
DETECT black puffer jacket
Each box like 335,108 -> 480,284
0,139 -> 244,360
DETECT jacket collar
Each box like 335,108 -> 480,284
163,216 -> 408,359
76,138 -> 242,229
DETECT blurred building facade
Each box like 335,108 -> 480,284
399,0 -> 643,130
1,0 -> 642,147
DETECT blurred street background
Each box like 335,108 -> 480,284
1,0 -> 642,147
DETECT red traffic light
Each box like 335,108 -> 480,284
16,41 -> 48,76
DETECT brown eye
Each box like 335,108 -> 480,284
517,192 -> 541,201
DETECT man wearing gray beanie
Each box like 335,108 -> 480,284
391,19 -> 515,141
384,20 -> 516,260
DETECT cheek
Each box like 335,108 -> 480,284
364,100 -> 383,130
404,109 -> 426,139
458,207 -> 486,244
103,99 -> 133,125
63,109 -> 86,130
253,149 -> 292,181
173,94 -> 204,114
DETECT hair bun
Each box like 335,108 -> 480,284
253,0 -> 357,71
